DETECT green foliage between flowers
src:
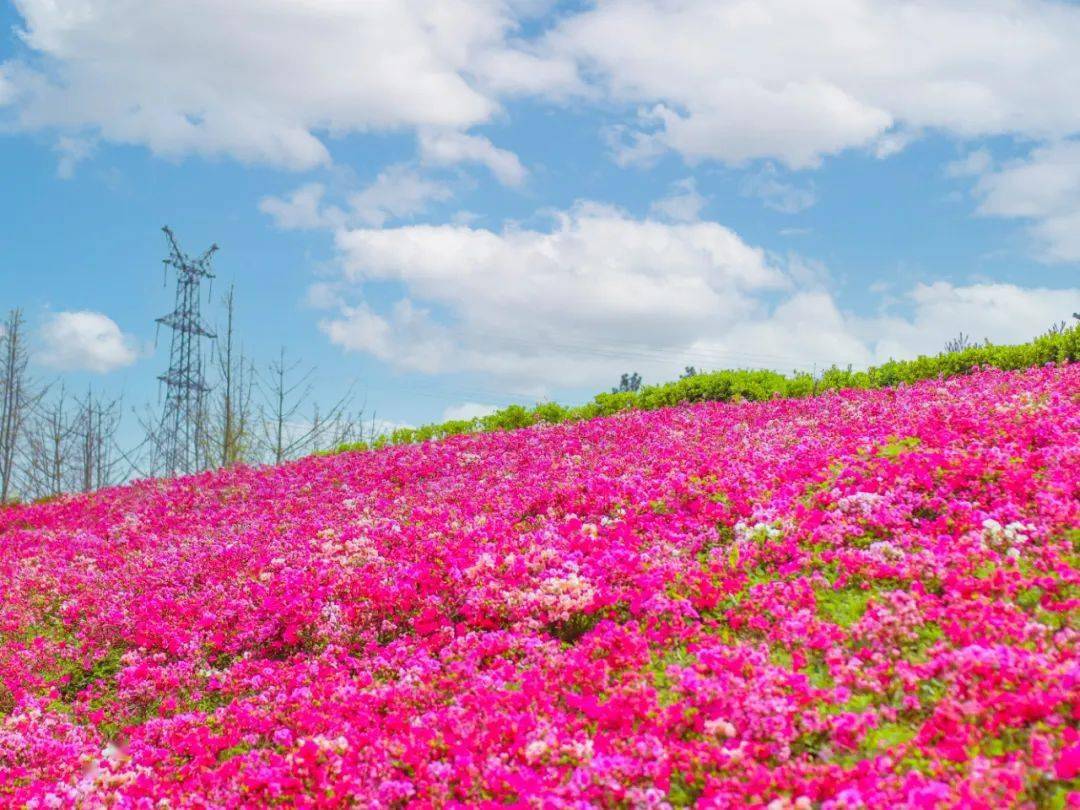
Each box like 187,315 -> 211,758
331,324 -> 1080,455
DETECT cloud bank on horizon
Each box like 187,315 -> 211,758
1,0 -> 1078,388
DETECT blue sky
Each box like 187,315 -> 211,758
2,0 -> 1079,441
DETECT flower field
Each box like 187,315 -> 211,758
1,364 -> 1078,808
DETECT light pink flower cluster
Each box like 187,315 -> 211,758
1,365 -> 1077,808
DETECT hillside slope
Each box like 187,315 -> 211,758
1,365 -> 1078,807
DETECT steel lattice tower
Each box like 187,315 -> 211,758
155,226 -> 217,476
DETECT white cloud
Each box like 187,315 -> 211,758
1028,211 -> 1080,264
7,0 -> 1080,187
469,47 -> 584,100
320,299 -> 453,376
419,130 -> 527,186
710,290 -> 873,370
320,201 -> 788,385
37,311 -> 140,373
304,281 -> 345,310
644,92 -> 890,170
348,166 -> 453,227
945,148 -> 993,179
259,183 -> 345,231
689,282 -> 1080,374
601,119 -> 669,168
650,177 -> 706,222
542,0 -> 1080,168
972,140 -> 1080,262
442,402 -> 501,421
742,164 -> 816,214
10,0 -> 1080,183
261,167 -> 452,231
314,200 -> 1078,390
863,282 -> 1080,360
53,135 -> 94,179
2,0 -> 562,169
872,128 -> 921,160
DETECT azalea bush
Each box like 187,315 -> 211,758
1,363 -> 1078,807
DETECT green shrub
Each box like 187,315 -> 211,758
480,404 -> 535,431
328,324 -> 1080,456
533,401 -> 571,424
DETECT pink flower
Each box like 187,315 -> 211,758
1057,744 -> 1080,781
0,364 -> 1075,806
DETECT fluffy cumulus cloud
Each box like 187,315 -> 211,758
0,0 -> 551,169
689,281 -> 1080,375
419,130 -> 528,187
8,0 -> 1080,263
259,184 -> 341,232
319,202 -> 788,384
945,148 -> 994,179
541,0 -> 1080,168
53,135 -> 94,179
649,178 -> 706,223
260,167 -> 453,231
313,201 -> 1080,390
37,311 -> 140,373
864,282 -> 1080,359
347,167 -> 454,228
971,141 -> 1080,262
9,0 -> 1080,175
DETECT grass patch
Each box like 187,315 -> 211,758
59,646 -> 125,703
877,436 -> 922,458
815,586 -> 871,628
667,771 -> 705,807
648,646 -> 696,708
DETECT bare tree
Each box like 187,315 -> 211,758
72,387 -> 122,493
943,332 -> 975,353
1043,320 -> 1069,337
21,384 -> 74,500
322,401 -> 373,449
612,372 -> 643,393
258,348 -> 354,463
206,285 -> 256,467
0,310 -> 39,503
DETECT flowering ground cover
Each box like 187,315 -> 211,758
1,364 -> 1078,808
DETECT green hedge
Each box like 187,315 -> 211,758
331,323 -> 1080,455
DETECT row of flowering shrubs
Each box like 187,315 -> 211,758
334,324 -> 1080,452
0,362 -> 1078,806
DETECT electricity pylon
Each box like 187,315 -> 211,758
153,226 -> 217,476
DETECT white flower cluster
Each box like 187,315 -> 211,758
993,391 -> 1048,415
536,571 -> 596,622
867,540 -> 905,562
317,600 -> 345,640
523,730 -> 594,765
704,717 -> 736,738
523,738 -> 549,763
981,518 -> 1031,561
767,797 -> 813,810
318,533 -> 380,567
734,521 -> 783,543
835,491 -> 884,515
